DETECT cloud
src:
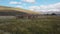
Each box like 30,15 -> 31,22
22,0 -> 36,3
29,6 -> 40,11
9,1 -> 22,4
28,2 -> 60,12
16,5 -> 23,8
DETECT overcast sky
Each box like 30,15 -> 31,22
0,0 -> 60,12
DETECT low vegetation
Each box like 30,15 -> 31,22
0,16 -> 60,34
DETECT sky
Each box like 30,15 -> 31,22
0,0 -> 60,12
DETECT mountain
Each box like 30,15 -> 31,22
0,6 -> 40,15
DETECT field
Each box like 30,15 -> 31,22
0,16 -> 60,34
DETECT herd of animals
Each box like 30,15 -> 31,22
16,14 -> 40,19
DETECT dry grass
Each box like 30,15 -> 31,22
0,16 -> 60,34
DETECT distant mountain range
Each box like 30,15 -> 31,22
38,11 -> 60,14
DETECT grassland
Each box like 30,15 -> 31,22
0,16 -> 60,34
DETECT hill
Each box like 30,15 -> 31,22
0,6 -> 40,15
